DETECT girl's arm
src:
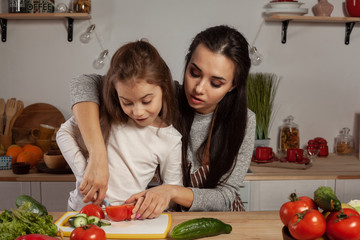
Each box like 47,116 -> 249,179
70,74 -> 108,205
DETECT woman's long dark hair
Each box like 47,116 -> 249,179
178,25 -> 251,188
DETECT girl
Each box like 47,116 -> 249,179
56,40 -> 183,211
68,25 -> 255,218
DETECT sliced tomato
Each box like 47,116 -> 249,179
106,205 -> 134,222
79,204 -> 105,219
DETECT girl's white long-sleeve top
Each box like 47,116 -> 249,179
56,116 -> 183,211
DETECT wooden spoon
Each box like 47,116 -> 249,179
8,100 -> 24,136
4,98 -> 17,136
0,98 -> 5,134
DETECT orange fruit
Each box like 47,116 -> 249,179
6,145 -> 23,164
23,144 -> 43,161
17,151 -> 38,168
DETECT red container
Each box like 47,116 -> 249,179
346,0 -> 360,17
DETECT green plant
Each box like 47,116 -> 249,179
247,72 -> 280,140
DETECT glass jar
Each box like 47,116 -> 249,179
72,0 -> 91,13
280,115 -> 300,155
335,127 -> 354,155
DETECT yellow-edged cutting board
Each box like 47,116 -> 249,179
55,211 -> 172,239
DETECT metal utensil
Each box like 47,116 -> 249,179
4,98 -> 17,136
0,98 -> 5,134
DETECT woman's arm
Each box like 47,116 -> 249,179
70,74 -> 108,205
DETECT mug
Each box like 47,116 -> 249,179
287,148 -> 304,162
31,124 -> 56,140
255,147 -> 274,161
35,139 -> 52,153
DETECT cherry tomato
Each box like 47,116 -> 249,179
106,205 -> 134,222
288,209 -> 326,240
279,193 -> 317,225
70,224 -> 106,240
326,208 -> 360,240
79,204 -> 105,219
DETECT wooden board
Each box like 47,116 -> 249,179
13,103 -> 65,129
55,212 -> 172,239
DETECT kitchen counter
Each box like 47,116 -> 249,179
1,153 -> 359,182
52,211 -> 284,240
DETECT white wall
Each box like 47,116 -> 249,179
0,0 -> 359,152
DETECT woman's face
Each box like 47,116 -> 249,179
115,79 -> 164,127
184,44 -> 235,114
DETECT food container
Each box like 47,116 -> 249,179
71,0 -> 91,13
0,156 -> 12,170
280,115 -> 300,155
335,127 -> 354,155
12,162 -> 30,174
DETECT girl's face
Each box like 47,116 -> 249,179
115,79 -> 164,127
184,44 -> 235,114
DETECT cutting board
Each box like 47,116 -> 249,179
13,103 -> 65,129
55,211 -> 172,239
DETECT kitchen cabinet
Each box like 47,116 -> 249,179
265,15 -> 360,44
335,179 -> 360,202
0,13 -> 91,42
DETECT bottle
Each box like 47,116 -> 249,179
8,0 -> 26,13
71,0 -> 91,13
280,115 -> 300,155
335,127 -> 354,155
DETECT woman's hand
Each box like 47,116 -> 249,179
126,185 -> 173,220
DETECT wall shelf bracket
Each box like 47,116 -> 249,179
0,18 -> 7,42
281,20 -> 290,44
67,17 -> 74,42
345,22 -> 356,45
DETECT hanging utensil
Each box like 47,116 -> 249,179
0,98 -> 5,134
4,98 -> 17,136
8,100 -> 24,136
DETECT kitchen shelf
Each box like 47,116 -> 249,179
0,13 -> 91,42
265,15 -> 360,45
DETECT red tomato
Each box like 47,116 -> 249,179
326,208 -> 360,240
79,204 -> 105,219
106,205 -> 134,222
70,224 -> 106,240
288,209 -> 326,240
15,234 -> 58,240
279,193 -> 317,225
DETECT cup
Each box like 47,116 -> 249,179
287,148 -> 304,162
31,124 -> 56,140
35,139 -> 52,153
255,147 -> 274,161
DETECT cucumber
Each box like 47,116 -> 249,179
88,215 -> 100,224
68,216 -> 88,228
314,186 -> 341,212
15,195 -> 48,216
170,218 -> 232,240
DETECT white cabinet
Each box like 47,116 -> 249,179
249,180 -> 336,211
335,179 -> 360,203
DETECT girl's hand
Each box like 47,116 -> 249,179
126,185 -> 173,220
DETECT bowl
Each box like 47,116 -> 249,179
269,1 -> 304,8
43,151 -> 67,169
12,162 -> 30,174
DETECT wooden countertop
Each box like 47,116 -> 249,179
52,211 -> 284,240
1,154 -> 359,182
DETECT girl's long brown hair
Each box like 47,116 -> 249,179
178,25 -> 251,188
100,40 -> 178,141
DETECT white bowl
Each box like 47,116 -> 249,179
269,2 -> 304,8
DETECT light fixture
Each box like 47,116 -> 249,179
93,50 -> 108,69
249,46 -> 263,66
80,24 -> 96,44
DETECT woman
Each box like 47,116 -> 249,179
69,25 -> 255,218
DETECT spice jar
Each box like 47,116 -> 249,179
72,0 -> 91,13
280,115 -> 300,155
335,127 -> 354,155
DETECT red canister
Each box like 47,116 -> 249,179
318,143 -> 329,157
346,0 -> 360,17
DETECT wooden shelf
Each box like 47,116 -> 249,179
265,15 -> 360,44
0,13 -> 91,42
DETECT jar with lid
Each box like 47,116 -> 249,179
71,0 -> 91,13
335,127 -> 354,155
279,115 -> 300,155
8,0 -> 26,13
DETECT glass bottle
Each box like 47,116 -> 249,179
280,115 -> 300,155
72,0 -> 91,13
8,0 -> 26,13
335,127 -> 354,155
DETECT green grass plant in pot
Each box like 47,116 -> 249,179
247,72 -> 280,145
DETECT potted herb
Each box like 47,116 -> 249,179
247,72 -> 280,146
